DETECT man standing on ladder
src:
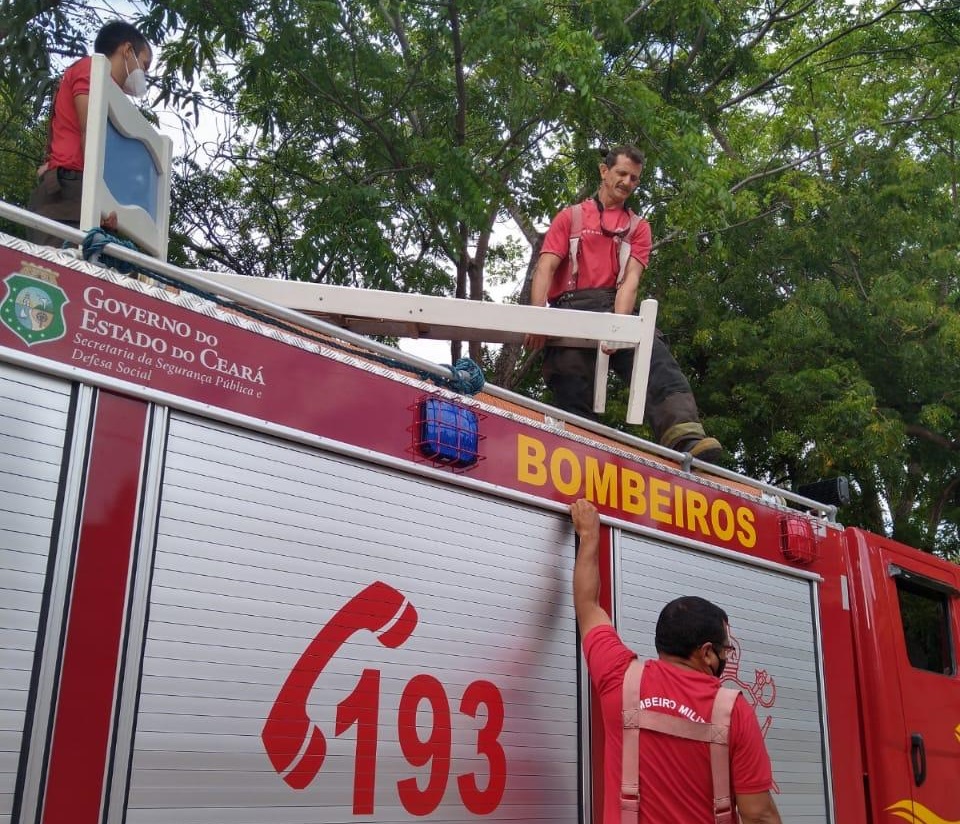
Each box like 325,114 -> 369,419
570,499 -> 783,824
525,145 -> 723,464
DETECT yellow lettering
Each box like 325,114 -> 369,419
586,457 -> 618,507
686,490 -> 710,536
736,507 -> 757,548
518,435 -> 761,548
649,478 -> 673,524
711,500 -> 735,541
550,447 -> 582,496
517,434 -> 547,486
621,468 -> 646,515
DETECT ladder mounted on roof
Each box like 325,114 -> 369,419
196,273 -> 657,425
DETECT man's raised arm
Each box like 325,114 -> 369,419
571,499 -> 613,640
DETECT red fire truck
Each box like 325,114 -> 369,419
1,217 -> 958,824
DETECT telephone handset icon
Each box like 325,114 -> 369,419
261,580 -> 418,789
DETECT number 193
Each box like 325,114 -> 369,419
337,670 -> 507,816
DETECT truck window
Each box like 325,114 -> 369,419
895,578 -> 955,675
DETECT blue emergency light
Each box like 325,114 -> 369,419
417,397 -> 481,468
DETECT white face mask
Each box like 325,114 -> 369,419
123,50 -> 148,98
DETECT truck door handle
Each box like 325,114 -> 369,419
910,733 -> 926,787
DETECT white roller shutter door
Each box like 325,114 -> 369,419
124,414 -> 581,824
616,531 -> 830,823
0,365 -> 71,823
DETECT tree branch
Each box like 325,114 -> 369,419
717,0 -> 913,112
904,423 -> 960,451
928,475 -> 960,539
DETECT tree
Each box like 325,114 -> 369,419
642,0 -> 960,557
0,85 -> 46,237
140,0 -> 599,362
146,0 -> 960,558
0,0 -> 104,116
2,0 -> 960,557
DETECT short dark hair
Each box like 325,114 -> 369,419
654,596 -> 728,657
603,144 -> 645,168
94,21 -> 149,57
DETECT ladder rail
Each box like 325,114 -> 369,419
195,271 -> 658,423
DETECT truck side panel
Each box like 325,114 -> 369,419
0,366 -> 72,824
113,414 -> 582,824
40,393 -> 149,824
815,542 -> 870,824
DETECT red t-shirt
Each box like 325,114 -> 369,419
583,625 -> 774,824
541,199 -> 652,302
47,55 -> 92,173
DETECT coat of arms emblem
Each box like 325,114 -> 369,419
1,263 -> 69,346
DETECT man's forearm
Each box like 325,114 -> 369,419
572,527 -> 601,609
613,288 -> 638,315
737,793 -> 782,824
613,262 -> 643,314
570,499 -> 611,637
529,263 -> 552,308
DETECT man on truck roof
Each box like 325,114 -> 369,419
524,146 -> 723,464
26,20 -> 153,248
570,499 -> 782,824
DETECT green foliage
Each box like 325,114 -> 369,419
0,82 -> 46,236
2,0 -> 960,559
0,0 -> 95,116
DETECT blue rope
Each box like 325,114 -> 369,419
349,353 -> 485,395
446,357 -> 485,394
81,228 -> 141,275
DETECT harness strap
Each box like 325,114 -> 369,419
566,202 -> 583,291
710,686 -> 738,824
620,659 -> 644,824
620,659 -> 739,824
616,213 -> 641,288
564,201 -> 641,293
624,709 -> 730,743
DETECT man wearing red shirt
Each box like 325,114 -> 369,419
27,21 -> 153,247
571,499 -> 782,824
525,145 -> 722,464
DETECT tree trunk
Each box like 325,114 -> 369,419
492,232 -> 543,389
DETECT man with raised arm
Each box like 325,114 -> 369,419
570,498 -> 782,824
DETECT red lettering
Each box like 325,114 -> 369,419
397,674 -> 452,816
458,680 -> 507,814
335,668 -> 381,814
264,583 -> 508,817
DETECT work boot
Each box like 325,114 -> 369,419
690,437 -> 724,464
676,436 -> 725,465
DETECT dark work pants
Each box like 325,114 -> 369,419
26,168 -> 83,248
543,329 -> 705,447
